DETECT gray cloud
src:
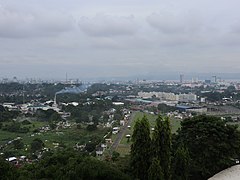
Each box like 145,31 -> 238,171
146,12 -> 203,34
78,14 -> 139,37
1,0 -> 240,79
0,6 -> 74,38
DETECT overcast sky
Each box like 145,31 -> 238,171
0,0 -> 240,80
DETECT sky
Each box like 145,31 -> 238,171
1,0 -> 240,80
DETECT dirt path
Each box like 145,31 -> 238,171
111,112 -> 135,151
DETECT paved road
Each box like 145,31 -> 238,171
111,112 -> 135,151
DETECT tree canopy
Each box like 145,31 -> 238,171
130,115 -> 151,180
176,115 -> 240,179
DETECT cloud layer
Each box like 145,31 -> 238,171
1,0 -> 240,80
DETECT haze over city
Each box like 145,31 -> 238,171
1,0 -> 240,80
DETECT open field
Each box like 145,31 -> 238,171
116,111 -> 182,156
0,119 -> 109,156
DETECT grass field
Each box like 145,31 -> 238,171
0,119 -> 109,156
116,111 -> 182,156
120,112 -> 181,144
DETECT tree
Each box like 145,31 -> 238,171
0,105 -> 5,112
148,158 -> 164,180
176,115 -> 240,179
50,112 -> 61,121
152,115 -> 171,180
12,139 -> 24,149
0,157 -> 18,179
130,116 -> 151,180
30,138 -> 44,152
114,113 -> 122,121
172,145 -> 190,180
92,115 -> 99,125
112,151 -> 120,162
158,103 -> 177,113
86,124 -> 97,131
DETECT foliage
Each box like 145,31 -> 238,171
30,138 -> 45,152
130,115 -> 151,180
64,99 -> 113,124
84,135 -> 102,153
49,122 -> 57,130
0,105 -> 5,112
0,82 -> 74,104
2,121 -> 30,133
0,157 -> 19,179
86,124 -> 97,131
172,145 -> 190,180
18,150 -> 130,180
158,103 -> 177,113
12,139 -> 24,149
21,120 -> 31,125
148,158 -> 164,180
176,115 -> 240,179
36,109 -> 61,122
152,115 -> 172,180
0,109 -> 20,122
112,151 -> 120,162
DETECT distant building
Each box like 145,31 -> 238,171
180,74 -> 184,84
178,93 -> 197,102
205,80 -> 211,84
112,102 -> 124,106
138,92 -> 197,102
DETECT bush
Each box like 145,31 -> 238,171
86,124 -> 97,131
22,120 -> 31,125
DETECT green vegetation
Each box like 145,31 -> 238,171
130,116 -> 151,180
130,115 -> 172,180
132,112 -> 181,134
1,150 -> 131,180
148,158 -> 164,180
0,82 -> 75,104
0,118 -> 110,158
35,109 -> 61,122
115,112 -> 181,156
152,116 -> 171,180
129,115 -> 240,180
158,103 -> 177,113
0,105 -> 20,122
1,114 -> 240,180
63,99 -> 113,124
0,157 -> 19,180
172,145 -> 190,180
176,115 -> 240,179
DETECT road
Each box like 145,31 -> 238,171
110,112 -> 135,151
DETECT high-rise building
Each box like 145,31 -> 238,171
212,76 -> 217,83
180,74 -> 184,83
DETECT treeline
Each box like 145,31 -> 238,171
0,150 -> 130,180
130,115 -> 240,180
63,99 -> 120,124
0,105 -> 20,122
0,82 -> 80,103
35,109 -> 61,122
201,85 -> 240,102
